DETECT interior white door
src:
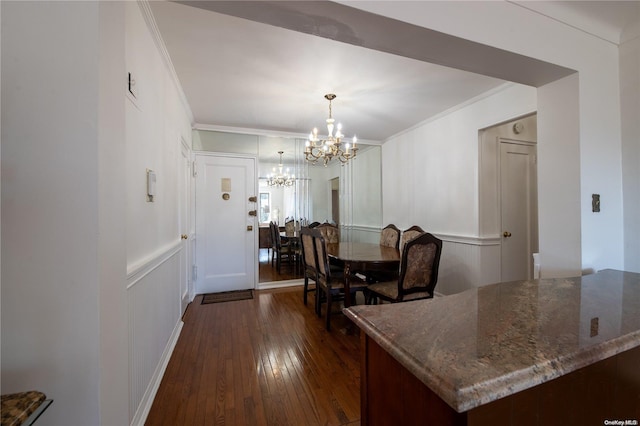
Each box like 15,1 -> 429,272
500,141 -> 538,281
195,154 -> 257,294
179,142 -> 191,313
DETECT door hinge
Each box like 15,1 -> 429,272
192,265 -> 197,281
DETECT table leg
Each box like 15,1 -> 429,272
344,261 -> 352,308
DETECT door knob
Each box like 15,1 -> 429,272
503,231 -> 512,238
181,234 -> 188,240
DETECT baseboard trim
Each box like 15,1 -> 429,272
131,319 -> 184,426
258,279 -> 304,290
436,233 -> 501,246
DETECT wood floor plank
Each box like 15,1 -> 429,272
146,286 -> 361,426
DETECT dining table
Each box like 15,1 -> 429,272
326,242 -> 401,308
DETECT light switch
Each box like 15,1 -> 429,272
147,169 -> 156,202
592,194 -> 600,212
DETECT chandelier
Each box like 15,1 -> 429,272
267,151 -> 295,187
305,94 -> 358,166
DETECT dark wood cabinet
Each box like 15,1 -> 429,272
259,226 -> 271,249
258,225 -> 284,248
361,335 -> 640,426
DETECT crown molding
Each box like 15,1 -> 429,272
137,0 -> 194,124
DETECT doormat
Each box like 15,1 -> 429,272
201,289 -> 253,304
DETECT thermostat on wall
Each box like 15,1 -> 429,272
513,122 -> 524,134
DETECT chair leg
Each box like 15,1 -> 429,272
364,289 -> 373,305
325,289 -> 333,330
315,287 -> 322,317
303,275 -> 309,305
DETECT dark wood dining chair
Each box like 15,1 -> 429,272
365,232 -> 443,304
400,225 -> 425,253
269,221 -> 278,265
300,227 -> 318,307
271,221 -> 294,274
314,232 -> 367,330
308,221 -> 321,228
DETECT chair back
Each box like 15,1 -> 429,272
308,221 -> 321,228
400,225 -> 425,252
300,227 -> 319,277
397,233 -> 442,300
313,231 -> 332,283
316,223 -> 339,244
269,221 -> 277,249
285,219 -> 295,237
380,224 -> 401,249
271,221 -> 285,250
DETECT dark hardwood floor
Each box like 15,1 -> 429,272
259,248 -> 304,283
145,286 -> 361,425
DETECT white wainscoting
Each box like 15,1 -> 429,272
435,234 -> 501,295
127,241 -> 184,425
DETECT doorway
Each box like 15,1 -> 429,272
479,114 -> 538,282
194,154 -> 257,294
500,140 -> 538,281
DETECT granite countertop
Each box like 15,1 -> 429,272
344,269 -> 640,412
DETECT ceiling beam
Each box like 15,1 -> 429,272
175,0 -> 575,87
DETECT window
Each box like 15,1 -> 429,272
259,192 -> 270,223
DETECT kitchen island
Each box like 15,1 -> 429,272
344,269 -> 640,425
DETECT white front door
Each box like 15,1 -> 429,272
500,141 -> 538,281
195,154 -> 257,294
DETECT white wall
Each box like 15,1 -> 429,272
351,146 -> 382,227
384,84 -> 536,237
537,74 -> 582,278
124,2 -> 193,424
382,84 -> 537,294
1,2 -> 192,425
620,32 -> 640,273
2,2 -> 103,424
98,3 -> 129,425
347,1 -> 630,278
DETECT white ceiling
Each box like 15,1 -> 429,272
149,1 -> 638,147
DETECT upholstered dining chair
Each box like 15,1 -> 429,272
314,231 -> 367,330
316,223 -> 340,244
365,232 -> 443,304
400,225 -> 425,253
361,223 -> 402,284
380,224 -> 401,249
300,227 -> 318,307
